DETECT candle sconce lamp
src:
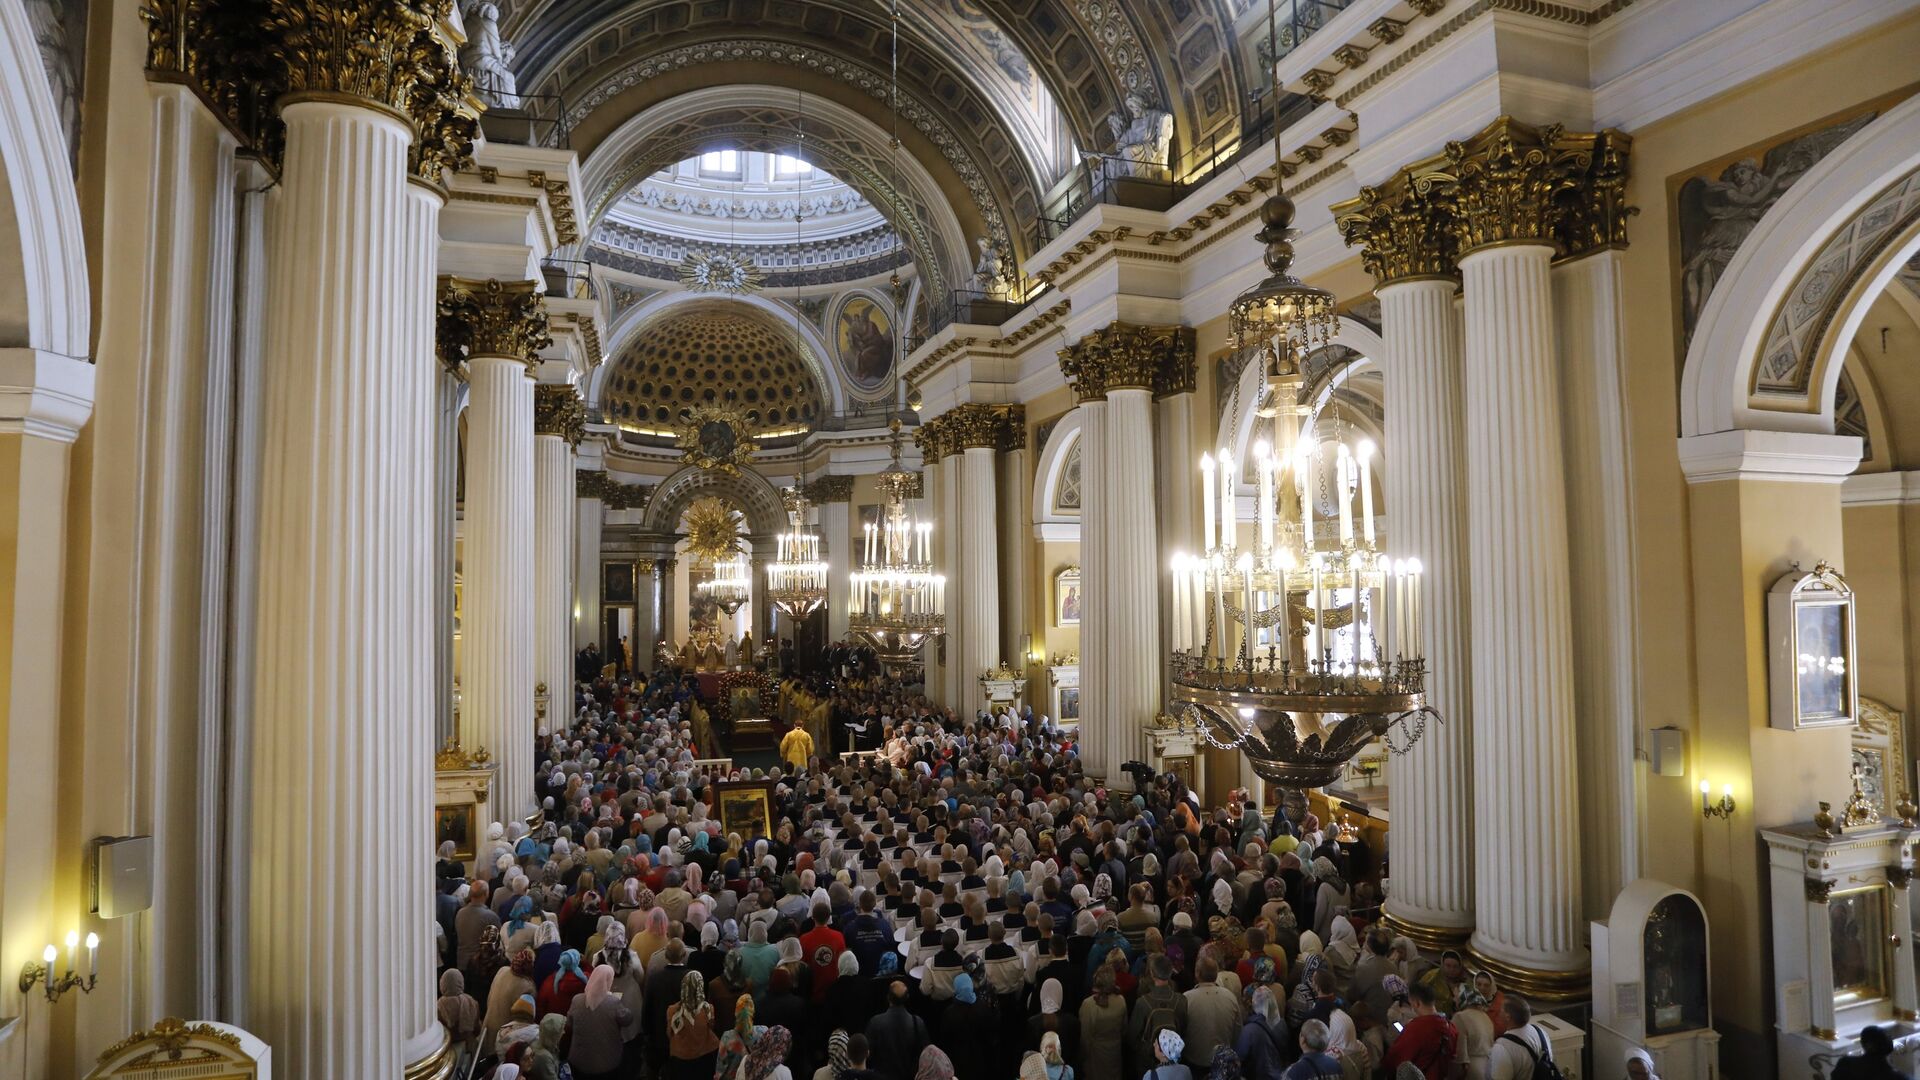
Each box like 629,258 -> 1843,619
19,930 -> 99,1002
1700,780 -> 1736,820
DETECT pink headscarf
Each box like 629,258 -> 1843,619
583,964 -> 616,1009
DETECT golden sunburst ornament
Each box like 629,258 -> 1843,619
683,497 -> 744,565
678,250 -> 764,293
676,406 -> 758,473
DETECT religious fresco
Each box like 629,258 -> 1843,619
688,566 -> 720,636
836,296 -> 895,392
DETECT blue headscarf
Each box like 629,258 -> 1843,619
876,951 -> 901,976
1009,870 -> 1027,900
953,973 -> 976,1004
694,830 -> 712,852
557,948 -> 586,982
507,896 -> 535,935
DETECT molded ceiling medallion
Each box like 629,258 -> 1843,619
678,250 -> 765,294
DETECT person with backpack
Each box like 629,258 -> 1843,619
1382,983 -> 1457,1080
1129,956 -> 1190,1080
1487,996 -> 1561,1079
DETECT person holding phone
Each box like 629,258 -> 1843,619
1382,983 -> 1459,1080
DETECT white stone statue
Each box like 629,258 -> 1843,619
460,2 -> 521,109
1104,91 -> 1174,178
970,237 -> 1007,298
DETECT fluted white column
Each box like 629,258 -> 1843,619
533,398 -> 575,734
434,368 -> 463,745
959,445 -> 1001,711
464,351 -> 536,818
938,454 -> 961,705
1378,276 -> 1475,945
1461,242 -> 1585,981
1079,397 -> 1108,754
575,492 -> 603,653
1553,252 -> 1641,919
249,98 -> 420,1079
1104,386 -> 1159,782
824,499 -> 851,644
999,448 -> 1028,666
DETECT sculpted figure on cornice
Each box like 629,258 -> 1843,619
626,187 -> 868,220
971,238 -> 1009,298
1104,91 -> 1175,177
459,1 -> 521,108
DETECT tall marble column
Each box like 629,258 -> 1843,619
533,385 -> 583,732
815,480 -> 854,645
247,17 -> 460,1066
1455,167 -> 1584,989
945,405 -> 1020,712
1377,276 -> 1474,947
575,481 -> 603,653
656,558 -> 676,659
435,366 -> 464,746
443,278 -> 549,821
1059,343 -> 1108,769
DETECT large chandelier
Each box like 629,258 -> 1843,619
849,420 -> 945,666
699,554 -> 752,616
767,479 -> 829,618
1167,0 -> 1437,789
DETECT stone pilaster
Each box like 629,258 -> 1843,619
533,386 -> 583,734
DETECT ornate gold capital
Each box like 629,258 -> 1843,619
143,0 -> 289,168
1331,116 -> 1635,279
268,0 -> 443,118
1058,338 -> 1108,402
942,403 -> 1026,453
1084,322 -> 1197,398
575,469 -> 650,509
437,277 -> 551,374
914,420 -> 958,461
407,33 -> 478,185
806,475 -> 856,504
534,385 -> 586,445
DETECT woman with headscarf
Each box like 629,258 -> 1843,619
1624,1047 -> 1661,1079
737,919 -> 780,998
824,949 -> 876,1040
503,895 -> 540,956
1143,1030 -> 1190,1080
564,889 -> 605,954
709,950 -> 750,1033
1205,1047 -> 1238,1080
1076,965 -> 1128,1080
667,968 -> 721,1080
935,972 -> 999,1080
1287,951 -> 1326,1028
537,948 -> 589,1018
757,967 -> 811,1070
1460,970 -> 1508,1035
482,949 -> 538,1058
635,906 -> 673,970
593,922 -> 646,1052
691,919 -> 728,982
714,994 -> 758,1080
1320,917 -> 1359,985
743,1025 -> 795,1080
530,921 -> 565,988
1309,857 -> 1349,945
1027,977 -> 1080,1070
914,1045 -> 957,1080
438,968 -> 482,1067
465,924 -> 509,1014
1038,1031 -> 1075,1080
569,965 -> 637,1080
525,1013 -> 568,1080
1232,984 -> 1288,1080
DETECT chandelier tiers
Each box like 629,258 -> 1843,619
698,554 -> 753,616
767,481 -> 829,619
1167,119 -> 1438,789
850,420 -> 946,667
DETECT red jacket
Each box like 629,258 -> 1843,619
1384,1013 -> 1458,1080
800,925 -> 848,1002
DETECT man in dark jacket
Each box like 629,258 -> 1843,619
1832,1026 -> 1916,1080
644,940 -> 693,1077
866,979 -> 931,1080
846,892 -> 896,973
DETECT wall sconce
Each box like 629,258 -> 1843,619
1701,780 -> 1736,819
19,930 -> 98,1002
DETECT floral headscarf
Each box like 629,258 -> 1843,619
828,1030 -> 853,1077
671,969 -> 709,1034
1156,1029 -> 1185,1063
1209,1048 -> 1241,1080
744,1026 -> 793,1080
915,1045 -> 957,1080
510,948 -> 536,978
1457,970 -> 1494,1011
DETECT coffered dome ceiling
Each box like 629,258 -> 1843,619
601,308 -> 825,436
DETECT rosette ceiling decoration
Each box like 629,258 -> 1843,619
497,0 -> 1258,282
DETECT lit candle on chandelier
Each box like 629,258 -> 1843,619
1200,454 -> 1217,552
1356,438 -> 1376,546
1296,440 -> 1315,552
1217,451 -> 1236,552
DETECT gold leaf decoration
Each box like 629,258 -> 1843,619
683,497 -> 743,565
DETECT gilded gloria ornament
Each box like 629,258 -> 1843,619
682,497 -> 744,564
678,250 -> 765,294
437,276 -> 552,373
675,407 -> 758,473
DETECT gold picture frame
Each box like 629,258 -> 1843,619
1055,566 -> 1082,626
713,779 -> 776,841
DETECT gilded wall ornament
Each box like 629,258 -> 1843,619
682,496 -> 744,564
1331,174 -> 1460,285
409,37 -> 480,185
1084,322 -> 1198,397
913,419 -> 957,462
805,475 -> 856,504
676,407 -> 758,473
576,469 -> 651,509
678,250 -> 765,294
434,738 -> 492,771
1058,337 -> 1110,403
436,276 -> 552,373
533,385 -> 586,445
268,0 -> 443,116
939,403 -> 1026,453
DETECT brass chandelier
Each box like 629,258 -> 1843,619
767,477 -> 828,619
849,421 -> 945,666
1166,0 -> 1437,789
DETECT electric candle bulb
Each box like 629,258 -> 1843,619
43,944 -> 56,965
1200,455 -> 1218,551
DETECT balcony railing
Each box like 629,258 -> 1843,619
478,91 -> 571,150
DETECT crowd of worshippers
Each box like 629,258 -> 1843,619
432,670 -> 1572,1080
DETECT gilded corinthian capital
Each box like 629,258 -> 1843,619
408,34 -> 479,185
943,403 -> 1027,453
913,419 -> 956,461
806,476 -> 857,504
1093,323 -> 1197,398
1331,116 -> 1635,281
534,385 -> 587,445
267,0 -> 444,116
437,277 -> 552,374
1058,338 -> 1108,403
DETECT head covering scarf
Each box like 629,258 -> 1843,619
584,964 -> 616,1009
914,1045 -> 958,1080
510,948 -> 536,978
556,949 -> 586,983
507,896 -> 535,935
1624,1047 -> 1662,1079
744,1026 -> 794,1080
1457,970 -> 1495,1011
1018,1054 -> 1050,1080
952,973 -> 976,1004
1209,1048 -> 1241,1080
828,1030 -> 853,1077
669,969 -> 708,1034
1039,978 -> 1063,1015
1156,1030 -> 1185,1064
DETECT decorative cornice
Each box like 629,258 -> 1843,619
533,385 -> 586,445
575,469 -> 651,509
436,277 -> 551,374
527,170 -> 580,246
805,475 -> 856,504
1331,116 -> 1634,281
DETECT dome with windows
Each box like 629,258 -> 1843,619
589,150 -> 904,288
600,307 -> 824,437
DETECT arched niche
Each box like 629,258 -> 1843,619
1592,879 -> 1719,1080
1681,93 -> 1920,436
641,465 -> 789,539
1031,408 -> 1084,530
0,0 -> 89,362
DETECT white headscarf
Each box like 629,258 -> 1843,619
1624,1048 -> 1661,1080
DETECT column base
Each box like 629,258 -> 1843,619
1466,941 -> 1591,1003
403,1028 -> 456,1080
1381,907 -> 1474,954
